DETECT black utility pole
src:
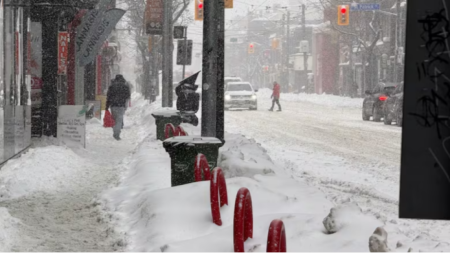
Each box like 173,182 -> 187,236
182,27 -> 188,80
201,0 -> 218,137
216,0 -> 225,142
162,0 -> 173,107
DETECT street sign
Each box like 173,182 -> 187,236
145,0 -> 164,35
174,26 -> 185,39
350,3 -> 380,11
299,40 -> 309,53
176,40 -> 193,65
230,38 -> 238,43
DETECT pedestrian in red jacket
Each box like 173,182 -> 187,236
269,82 -> 282,111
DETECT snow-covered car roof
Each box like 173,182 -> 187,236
227,81 -> 251,85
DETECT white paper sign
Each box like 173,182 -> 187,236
57,105 -> 87,148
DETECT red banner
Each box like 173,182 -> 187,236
58,32 -> 69,75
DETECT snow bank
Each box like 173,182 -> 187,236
258,88 -> 363,109
0,145 -> 94,200
0,208 -> 20,251
100,120 -> 383,251
219,134 -> 276,178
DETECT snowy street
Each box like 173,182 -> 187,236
226,90 -> 450,250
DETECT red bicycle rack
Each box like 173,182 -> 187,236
175,125 -> 188,136
233,187 -> 253,252
164,123 -> 176,139
266,219 -> 286,252
210,167 -> 228,226
194,154 -> 211,181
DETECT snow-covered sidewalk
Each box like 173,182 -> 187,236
99,97 -> 384,252
0,93 -> 154,251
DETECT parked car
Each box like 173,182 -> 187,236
224,76 -> 242,91
362,82 -> 397,122
225,81 -> 258,110
383,82 -> 403,126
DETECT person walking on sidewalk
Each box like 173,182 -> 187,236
269,81 -> 282,111
106,74 -> 131,140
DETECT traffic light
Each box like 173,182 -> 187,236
248,43 -> 255,54
337,5 -> 349,26
271,38 -> 279,49
195,0 -> 204,21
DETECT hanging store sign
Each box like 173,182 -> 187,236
145,0 -> 164,35
78,9 -> 125,66
76,9 -> 103,57
58,32 -> 69,75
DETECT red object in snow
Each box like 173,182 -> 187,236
103,110 -> 115,128
175,125 -> 188,136
194,154 -> 211,181
210,167 -> 228,226
164,123 -> 176,139
234,187 -> 253,252
266,219 -> 287,252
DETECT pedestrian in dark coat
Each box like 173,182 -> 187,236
106,74 -> 131,140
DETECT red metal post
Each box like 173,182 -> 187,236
164,123 -> 176,139
210,167 -> 228,226
234,187 -> 253,252
194,154 -> 211,181
266,219 -> 286,252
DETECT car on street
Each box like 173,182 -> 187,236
383,82 -> 403,126
362,82 -> 397,122
225,77 -> 242,91
225,81 -> 258,110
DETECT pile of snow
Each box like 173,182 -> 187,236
258,88 -> 363,109
100,125 -> 383,251
219,134 -> 276,178
0,145 -> 94,200
0,208 -> 21,251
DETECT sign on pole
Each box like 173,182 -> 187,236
174,26 -> 185,39
400,0 -> 450,220
145,0 -> 164,35
350,3 -> 380,11
176,40 -> 193,65
58,32 -> 69,75
57,105 -> 87,148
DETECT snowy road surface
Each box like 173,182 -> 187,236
225,90 -> 450,250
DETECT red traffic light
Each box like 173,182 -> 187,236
198,3 -> 203,9
250,44 -> 254,48
340,6 -> 347,14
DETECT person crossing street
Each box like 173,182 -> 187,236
269,81 -> 282,112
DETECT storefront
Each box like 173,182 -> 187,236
0,0 -> 32,163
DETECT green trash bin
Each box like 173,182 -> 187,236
151,110 -> 182,141
163,136 -> 224,187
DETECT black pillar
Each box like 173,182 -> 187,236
41,12 -> 58,137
